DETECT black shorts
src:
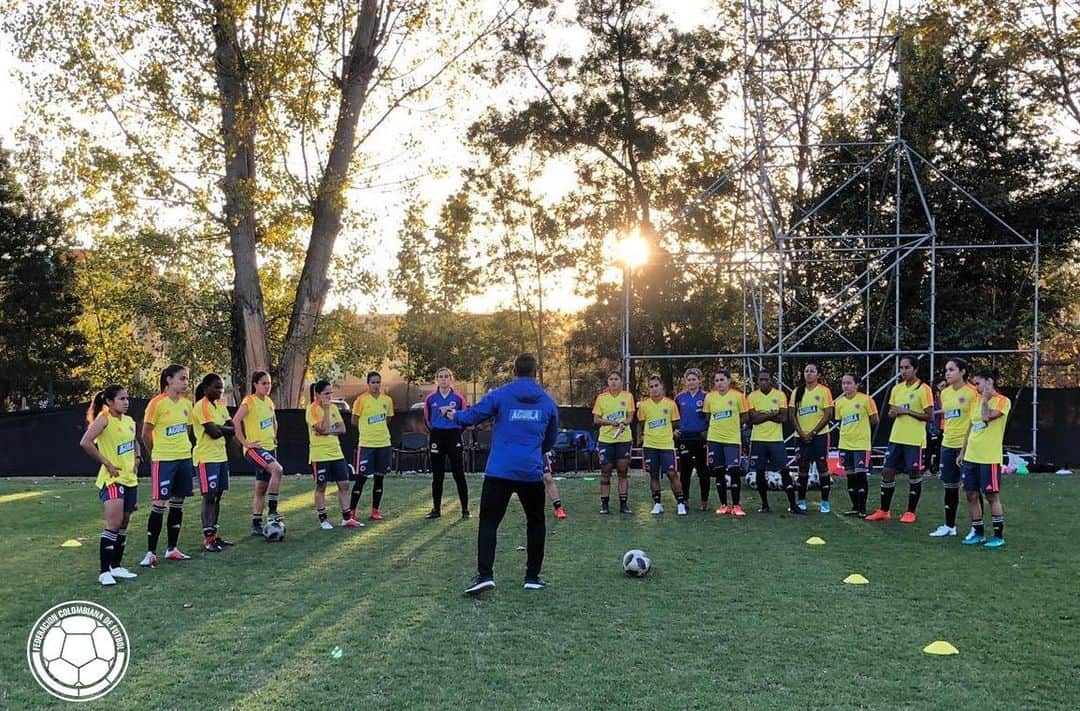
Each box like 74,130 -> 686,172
151,459 -> 194,499
246,448 -> 279,481
312,459 -> 351,484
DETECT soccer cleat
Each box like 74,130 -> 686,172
842,509 -> 861,516
424,510 -> 442,520
787,506 -> 806,515
819,501 -> 831,514
214,536 -> 234,547
715,505 -> 731,516
269,512 -> 284,523
731,505 -> 747,518
983,537 -> 1006,549
554,506 -> 567,520
864,509 -> 891,522
319,520 -> 334,531
165,547 -> 191,561
757,506 -> 771,514
699,501 -> 710,511
797,499 -> 808,511
369,508 -> 384,521
251,525 -> 264,537
203,536 -> 223,552
98,571 -> 117,586
676,503 -> 688,516
139,551 -> 158,568
109,566 -> 137,579
650,502 -> 664,515
899,511 -> 917,524
523,578 -> 547,590
461,510 -> 471,520
961,531 -> 986,545
341,518 -> 364,528
929,525 -> 957,538
619,502 -> 632,515
599,503 -> 611,515
465,576 -> 495,595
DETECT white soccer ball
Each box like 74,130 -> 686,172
622,549 -> 651,577
262,519 -> 286,542
40,616 -> 118,689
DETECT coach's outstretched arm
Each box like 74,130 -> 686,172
450,395 -> 495,428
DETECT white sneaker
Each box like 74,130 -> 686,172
677,503 -> 688,516
164,547 -> 191,561
109,566 -> 137,579
139,551 -> 157,568
98,571 -> 117,586
320,520 -> 334,530
650,502 -> 664,515
929,525 -> 957,538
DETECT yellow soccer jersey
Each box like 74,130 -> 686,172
940,383 -> 979,449
834,392 -> 878,451
93,414 -> 138,488
241,394 -> 277,452
965,394 -> 1011,464
593,391 -> 634,444
355,392 -> 394,448
638,397 -> 678,450
703,390 -> 748,445
307,403 -> 346,462
191,397 -> 229,465
794,384 -> 834,433
144,393 -> 193,461
747,389 -> 787,442
888,380 -> 934,446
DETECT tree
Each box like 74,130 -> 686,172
0,148 -> 88,408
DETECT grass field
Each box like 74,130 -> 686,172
1,473 -> 1077,710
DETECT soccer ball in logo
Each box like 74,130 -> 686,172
39,615 -> 117,691
622,549 -> 651,577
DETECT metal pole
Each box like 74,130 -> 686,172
622,263 -> 630,387
1032,230 -> 1040,459
929,211 -> 937,384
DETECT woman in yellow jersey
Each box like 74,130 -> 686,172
80,385 -> 141,586
191,374 -> 235,552
958,368 -> 1011,548
702,369 -> 750,517
928,358 -> 979,538
351,371 -> 394,520
636,374 -> 687,516
139,364 -> 195,567
790,361 -> 835,513
592,372 -> 634,515
307,379 -> 361,530
232,370 -> 284,536
833,373 -> 879,517
747,370 -> 798,513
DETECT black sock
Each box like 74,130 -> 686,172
992,514 -> 1004,539
907,477 -> 923,513
881,481 -> 896,511
166,501 -> 183,549
201,494 -> 214,535
728,468 -> 742,506
676,493 -> 686,505
944,486 -> 959,527
601,496 -> 610,507
819,470 -> 831,502
756,471 -> 769,507
100,529 -> 118,573
212,496 -> 222,531
371,476 -> 384,510
113,528 -> 127,567
551,498 -> 562,511
342,508 -> 352,520
652,488 -> 662,503
317,507 -> 327,522
618,493 -> 628,505
715,471 -> 727,504
147,504 -> 165,553
267,492 -> 279,516
855,473 -> 869,514
781,470 -> 797,508
973,519 -> 985,536
350,476 -> 367,513
797,469 -> 809,500
252,514 -> 263,529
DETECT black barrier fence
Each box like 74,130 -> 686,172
1,389 -> 1076,477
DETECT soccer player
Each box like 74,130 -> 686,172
140,364 -> 195,566
833,373 -> 879,517
747,371 -> 799,513
190,373 -> 235,551
866,356 -> 934,523
307,379 -> 358,530
929,358 -> 979,537
790,361 -> 835,513
80,385 -> 140,586
592,372 -> 634,514
637,374 -> 687,516
351,371 -> 394,520
702,369 -> 750,516
674,368 -> 709,510
232,370 -> 285,536
448,354 -> 560,594
958,368 -> 1011,548
543,451 -> 567,519
423,367 -> 470,520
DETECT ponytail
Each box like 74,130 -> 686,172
250,370 -> 269,394
195,373 -> 222,402
309,379 -> 331,403
87,384 -> 124,424
159,364 -> 187,393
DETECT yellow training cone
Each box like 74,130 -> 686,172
923,641 -> 959,656
60,539 -> 82,548
843,574 -> 869,585
805,536 -> 826,545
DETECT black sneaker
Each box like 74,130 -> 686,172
842,509 -> 861,517
786,506 -> 806,515
619,502 -> 632,514
523,578 -> 547,590
600,503 -> 611,515
269,512 -> 284,523
464,576 -> 495,595
757,506 -> 771,513
424,510 -> 441,520
251,525 -> 263,537
461,510 -> 471,520
213,535 -> 234,547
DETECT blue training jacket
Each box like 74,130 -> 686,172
454,378 -> 560,482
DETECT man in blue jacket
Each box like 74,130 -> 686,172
443,353 -> 560,595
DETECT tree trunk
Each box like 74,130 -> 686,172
211,1 -> 271,393
275,0 -> 382,407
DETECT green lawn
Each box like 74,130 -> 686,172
0,473 -> 1077,710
